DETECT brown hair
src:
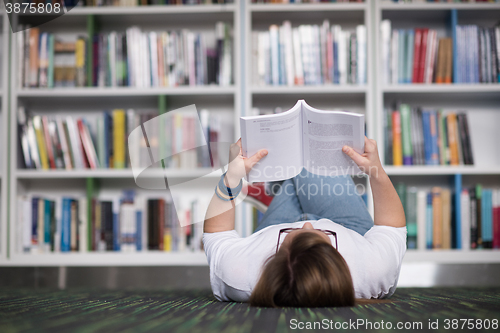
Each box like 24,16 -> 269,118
250,232 -> 355,308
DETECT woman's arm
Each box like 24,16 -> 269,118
204,139 -> 268,233
342,138 -> 406,228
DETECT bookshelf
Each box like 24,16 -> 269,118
374,1 -> 500,261
1,1 -> 498,267
0,10 -> 9,263
6,4 -> 241,265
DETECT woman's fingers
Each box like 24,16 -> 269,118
229,142 -> 241,163
342,145 -> 365,167
246,149 -> 268,169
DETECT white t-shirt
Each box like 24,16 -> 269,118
203,219 -> 407,302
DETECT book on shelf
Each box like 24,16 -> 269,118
17,107 -> 228,170
241,100 -> 364,182
394,181 -> 500,251
17,23 -> 232,89
252,21 -> 366,86
17,191 -> 205,254
384,104 -> 474,166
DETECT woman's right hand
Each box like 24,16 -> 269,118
226,139 -> 267,187
342,137 -> 385,179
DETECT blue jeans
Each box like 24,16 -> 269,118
253,169 -> 374,235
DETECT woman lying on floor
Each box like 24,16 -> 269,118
202,137 -> 406,307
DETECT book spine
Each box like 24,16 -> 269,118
412,29 -> 421,83
476,184 -> 483,248
462,113 -> 474,165
454,174 -> 462,249
493,189 -> 500,249
399,104 -> 413,165
417,190 -> 427,250
70,200 -> 78,251
422,111 -> 431,165
75,37 -> 86,87
460,188 -> 470,251
451,9 -> 458,83
112,109 -> 126,169
391,29 -> 398,84
429,110 -> 439,165
159,199 -> 165,251
44,200 -> 52,251
113,212 -> 120,251
398,29 -> 405,84
482,189 -> 493,248
418,28 -> 428,83
470,187 -> 478,249
447,113 -> 459,165
29,28 -> 40,87
392,110 -> 402,166
406,187 -> 418,249
438,111 -> 447,166
61,198 -> 71,252
426,193 -> 433,249
33,116 -> 49,170
41,116 -> 56,169
432,187 -> 443,249
405,29 -> 414,84
441,189 -> 452,249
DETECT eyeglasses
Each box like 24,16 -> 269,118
276,228 -> 338,254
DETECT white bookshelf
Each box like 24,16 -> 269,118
2,1 -> 499,267
8,251 -> 208,266
374,1 -> 500,261
249,3 -> 368,12
1,10 -> 9,263
64,4 -> 236,16
403,249 -> 500,264
385,166 -> 500,176
5,3 -> 242,265
18,86 -> 237,97
250,85 -> 367,94
15,168 -> 220,179
379,2 -> 500,11
382,84 -> 500,94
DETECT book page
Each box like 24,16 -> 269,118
301,102 -> 364,176
240,101 -> 303,182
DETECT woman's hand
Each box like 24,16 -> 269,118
225,139 -> 268,187
342,137 -> 385,179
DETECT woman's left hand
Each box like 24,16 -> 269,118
225,139 -> 267,187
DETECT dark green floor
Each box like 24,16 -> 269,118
0,288 -> 499,332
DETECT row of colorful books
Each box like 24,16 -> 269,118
397,183 -> 500,250
380,22 -> 453,84
252,22 -> 366,86
18,108 -> 226,170
455,25 -> 500,84
384,105 -> 474,166
17,23 -> 232,88
16,192 -> 205,253
381,19 -> 500,85
65,0 -> 234,7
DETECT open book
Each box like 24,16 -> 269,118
240,100 -> 365,183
